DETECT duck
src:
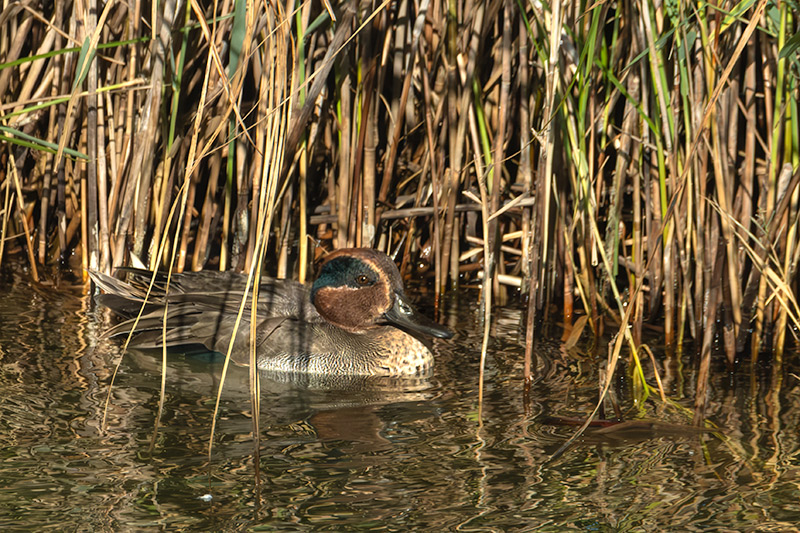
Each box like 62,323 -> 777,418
89,248 -> 452,376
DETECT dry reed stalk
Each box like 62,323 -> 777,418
192,151 -> 222,271
8,154 -> 38,281
418,55 -> 443,302
96,79 -> 111,273
0,174 -> 11,270
489,0 -> 512,307
85,0 -> 100,278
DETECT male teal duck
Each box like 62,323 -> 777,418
89,248 -> 452,376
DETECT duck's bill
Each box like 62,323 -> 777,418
382,293 -> 454,339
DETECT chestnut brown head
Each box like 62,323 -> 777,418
311,248 -> 452,339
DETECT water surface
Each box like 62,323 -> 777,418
1,273 -> 799,531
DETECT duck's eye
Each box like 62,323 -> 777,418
356,274 -> 371,286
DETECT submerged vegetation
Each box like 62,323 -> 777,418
1,0 -> 799,420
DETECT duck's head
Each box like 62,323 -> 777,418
311,248 -> 453,339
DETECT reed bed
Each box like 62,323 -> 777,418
1,0 -> 799,421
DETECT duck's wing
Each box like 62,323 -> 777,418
90,269 -> 322,356
105,300 -> 291,360
89,269 -> 170,316
114,267 -> 253,296
90,269 -> 318,319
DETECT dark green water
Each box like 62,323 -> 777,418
1,272 -> 799,531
